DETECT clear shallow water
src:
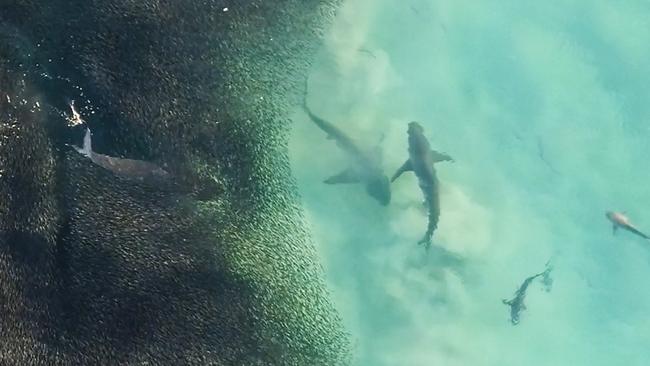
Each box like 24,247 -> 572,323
291,1 -> 650,365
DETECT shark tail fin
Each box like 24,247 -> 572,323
74,128 -> 92,157
417,234 -> 433,251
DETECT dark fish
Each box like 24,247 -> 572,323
391,122 -> 453,249
502,265 -> 553,325
303,95 -> 391,206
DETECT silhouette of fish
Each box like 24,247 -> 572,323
391,122 -> 453,248
502,264 -> 553,325
72,128 -> 171,184
606,211 -> 650,240
303,95 -> 391,206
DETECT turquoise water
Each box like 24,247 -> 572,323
291,1 -> 650,365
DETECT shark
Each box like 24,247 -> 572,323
302,99 -> 391,206
72,127 -> 172,184
502,264 -> 553,325
391,122 -> 453,249
606,211 -> 650,240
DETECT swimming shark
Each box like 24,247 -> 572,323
302,100 -> 391,206
391,122 -> 453,248
72,128 -> 171,184
502,265 -> 553,325
606,211 -> 650,240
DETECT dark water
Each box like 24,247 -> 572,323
0,1 -> 349,365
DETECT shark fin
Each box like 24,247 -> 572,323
73,128 -> 93,157
612,225 -> 618,235
430,149 -> 454,163
417,234 -> 432,251
324,168 -> 361,184
391,159 -> 413,182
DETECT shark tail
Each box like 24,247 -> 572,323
418,202 -> 439,251
74,128 -> 92,157
417,232 -> 433,251
625,225 -> 650,240
302,76 -> 333,135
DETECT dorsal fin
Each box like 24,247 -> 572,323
323,167 -> 361,184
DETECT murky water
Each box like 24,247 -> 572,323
291,1 -> 650,365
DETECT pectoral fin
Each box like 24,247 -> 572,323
324,168 -> 361,184
612,225 -> 618,235
391,159 -> 413,182
431,149 -> 454,163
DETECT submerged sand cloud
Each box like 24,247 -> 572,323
292,0 -> 650,365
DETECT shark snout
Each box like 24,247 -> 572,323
606,211 -> 627,225
407,121 -> 424,134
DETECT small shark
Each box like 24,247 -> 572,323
391,122 -> 453,248
302,99 -> 391,206
606,211 -> 650,240
72,128 -> 171,184
502,264 -> 553,325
